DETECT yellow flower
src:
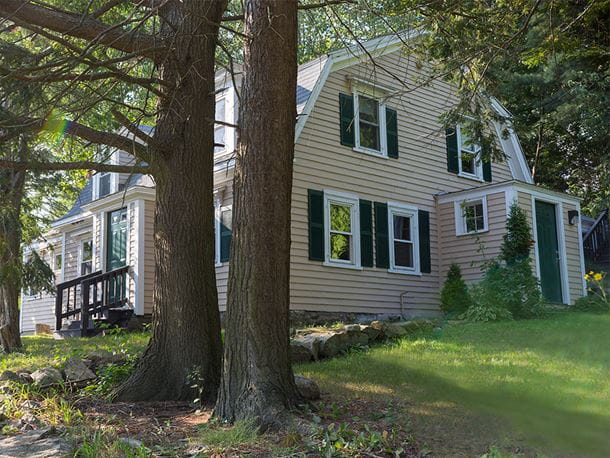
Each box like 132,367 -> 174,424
585,274 -> 590,281
594,273 -> 603,282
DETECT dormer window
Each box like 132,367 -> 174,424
93,147 -> 118,199
356,94 -> 382,152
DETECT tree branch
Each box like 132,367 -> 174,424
0,0 -> 163,58
0,159 -> 150,174
1,115 -> 149,160
111,108 -> 154,144
222,0 -> 356,21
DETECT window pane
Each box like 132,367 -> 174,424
393,215 -> 411,241
221,209 -> 232,231
99,173 -> 111,197
81,261 -> 92,276
461,152 -> 476,174
330,204 -> 351,232
214,126 -> 225,153
359,96 -> 379,124
394,241 -> 413,268
83,241 -> 93,262
359,123 -> 380,151
330,233 -> 351,261
464,202 -> 485,232
215,99 -> 225,122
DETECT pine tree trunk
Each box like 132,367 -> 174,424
215,0 -> 300,426
0,163 -> 25,353
113,0 -> 226,402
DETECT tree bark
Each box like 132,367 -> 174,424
112,0 -> 226,402
215,0 -> 300,426
0,139 -> 26,353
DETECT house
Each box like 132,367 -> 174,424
20,34 -> 586,335
582,209 -> 610,271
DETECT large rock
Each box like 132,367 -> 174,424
294,375 -> 320,401
384,323 -> 407,338
85,349 -> 125,367
292,334 -> 322,361
317,332 -> 349,358
31,368 -> 63,388
63,358 -> 96,383
360,325 -> 382,341
0,428 -> 71,457
290,341 -> 313,364
343,325 -> 369,346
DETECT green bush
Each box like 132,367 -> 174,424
573,294 -> 610,313
440,264 -> 470,314
463,204 -> 543,322
464,260 -> 544,322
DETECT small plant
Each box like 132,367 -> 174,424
310,422 -> 402,457
440,263 -> 470,315
573,271 -> 610,312
83,361 -> 135,398
196,418 -> 259,450
501,204 -> 534,264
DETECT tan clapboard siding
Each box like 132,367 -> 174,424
20,242 -> 62,334
143,199 -> 155,315
438,192 -> 507,284
563,202 -> 585,302
285,49 -> 514,316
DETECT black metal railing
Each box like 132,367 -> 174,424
55,266 -> 129,336
583,209 -> 609,267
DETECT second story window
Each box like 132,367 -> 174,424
458,125 -> 483,179
357,95 -> 381,152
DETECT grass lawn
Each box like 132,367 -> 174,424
299,312 -> 610,456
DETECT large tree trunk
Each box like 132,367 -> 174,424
215,0 -> 300,426
0,153 -> 25,353
113,0 -> 226,402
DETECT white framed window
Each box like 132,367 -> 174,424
454,197 -> 489,236
457,124 -> 483,180
324,190 -> 361,269
388,202 -> 420,275
54,253 -> 62,271
93,147 -> 118,199
79,239 -> 93,276
353,92 -> 387,157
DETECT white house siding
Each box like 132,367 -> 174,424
20,240 -> 62,334
142,198 -> 155,315
215,170 -> 234,310
437,191 -> 507,284
288,49 -> 515,317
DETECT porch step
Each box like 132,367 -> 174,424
53,309 -> 135,339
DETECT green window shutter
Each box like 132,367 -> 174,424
446,127 -> 459,174
360,200 -> 374,267
308,189 -> 324,261
220,210 -> 232,262
386,107 -> 399,158
374,202 -> 389,268
339,93 -> 355,147
482,156 -> 492,182
418,210 -> 431,274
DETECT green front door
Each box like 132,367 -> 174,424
107,208 -> 127,270
535,200 -> 563,303
106,208 -> 127,305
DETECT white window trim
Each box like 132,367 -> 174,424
323,190 -> 361,270
214,87 -> 237,157
77,238 -> 94,276
388,201 -> 420,275
92,148 -> 119,200
454,196 -> 489,236
456,124 -> 484,181
352,91 -> 388,158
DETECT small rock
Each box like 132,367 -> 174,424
0,370 -> 21,384
0,428 -> 71,457
343,324 -> 361,332
0,382 -> 12,393
290,341 -> 313,364
18,373 -> 33,384
19,412 -> 41,430
370,320 -> 386,331
63,358 -> 96,383
85,349 -> 125,367
119,437 -> 143,449
31,367 -> 63,388
294,375 -> 320,401
35,323 -> 52,335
